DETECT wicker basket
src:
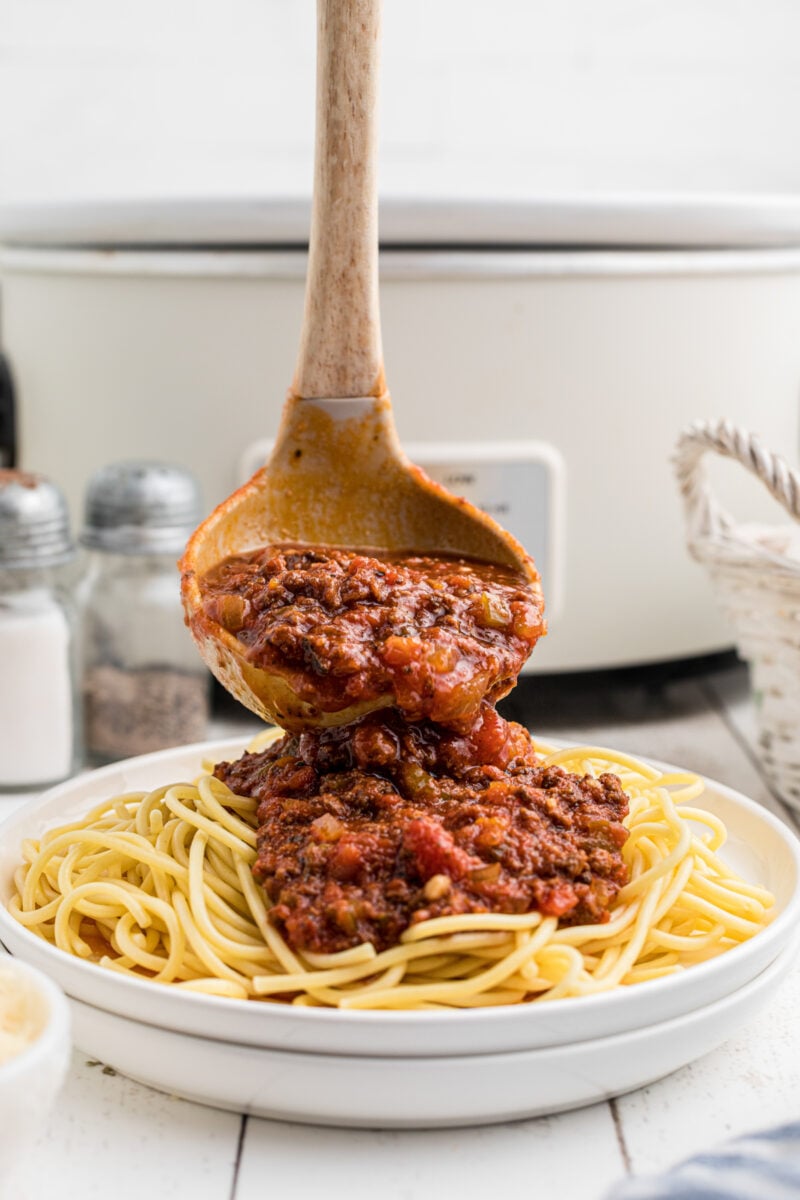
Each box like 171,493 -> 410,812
675,419 -> 800,809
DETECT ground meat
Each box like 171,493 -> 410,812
200,545 -> 544,729
215,709 -> 630,955
205,543 -> 628,959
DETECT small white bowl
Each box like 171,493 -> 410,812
0,956 -> 71,1174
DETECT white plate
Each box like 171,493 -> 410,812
68,941 -> 798,1128
1,738 -> 799,1058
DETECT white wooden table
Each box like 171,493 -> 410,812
3,661 -> 799,1200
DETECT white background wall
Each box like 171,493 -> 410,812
2,0 -> 800,207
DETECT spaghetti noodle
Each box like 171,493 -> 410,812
8,737 -> 775,1009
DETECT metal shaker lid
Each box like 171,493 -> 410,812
80,461 -> 203,555
0,469 -> 75,569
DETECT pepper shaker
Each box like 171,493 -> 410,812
80,461 -> 209,762
0,470 -> 80,790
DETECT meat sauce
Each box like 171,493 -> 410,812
200,546 -> 545,728
206,542 -> 630,955
215,707 -> 629,954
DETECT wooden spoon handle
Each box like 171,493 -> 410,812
292,0 -> 385,401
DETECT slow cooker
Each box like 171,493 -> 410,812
1,192 -> 799,672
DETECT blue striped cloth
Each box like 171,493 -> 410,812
607,1123 -> 800,1199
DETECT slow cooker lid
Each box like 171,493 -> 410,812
3,190 -> 800,251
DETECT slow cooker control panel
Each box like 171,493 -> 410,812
404,441 -> 564,622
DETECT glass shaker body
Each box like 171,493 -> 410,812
79,460 -> 208,763
0,564 -> 82,791
82,551 -> 210,762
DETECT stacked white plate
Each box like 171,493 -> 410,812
0,739 -> 798,1129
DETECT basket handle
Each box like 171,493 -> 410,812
674,418 -> 800,543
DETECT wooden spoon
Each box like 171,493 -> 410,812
180,0 -> 541,728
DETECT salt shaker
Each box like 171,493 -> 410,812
0,470 -> 80,790
80,461 -> 209,763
